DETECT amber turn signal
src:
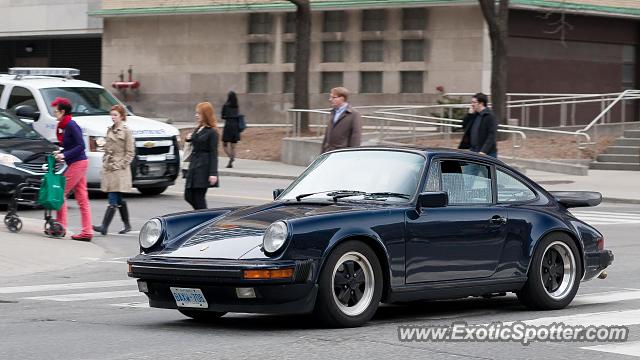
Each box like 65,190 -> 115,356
243,268 -> 294,279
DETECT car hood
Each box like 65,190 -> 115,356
0,138 -> 57,161
157,201 -> 375,260
73,115 -> 179,137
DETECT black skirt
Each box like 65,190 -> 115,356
222,117 -> 241,143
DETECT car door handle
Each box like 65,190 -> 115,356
489,215 -> 507,225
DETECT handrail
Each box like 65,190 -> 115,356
578,89 -> 640,133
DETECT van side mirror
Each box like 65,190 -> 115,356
15,105 -> 40,121
417,191 -> 448,209
273,188 -> 284,200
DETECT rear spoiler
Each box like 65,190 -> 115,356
550,191 -> 602,208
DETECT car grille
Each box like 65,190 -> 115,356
134,137 -> 175,159
15,160 -> 66,175
184,226 -> 265,247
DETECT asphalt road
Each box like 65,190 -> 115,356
1,179 -> 638,360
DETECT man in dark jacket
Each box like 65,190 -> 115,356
321,87 -> 363,153
458,92 -> 498,157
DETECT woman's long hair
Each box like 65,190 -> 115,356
225,91 -> 238,108
196,102 -> 218,129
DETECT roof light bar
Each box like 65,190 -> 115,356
8,67 -> 80,79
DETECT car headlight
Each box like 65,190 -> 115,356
139,219 -> 162,249
89,136 -> 107,152
0,153 -> 21,167
262,221 -> 289,253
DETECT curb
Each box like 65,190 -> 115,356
602,197 -> 640,205
218,170 -> 298,180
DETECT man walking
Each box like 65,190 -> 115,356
458,92 -> 498,157
321,87 -> 363,153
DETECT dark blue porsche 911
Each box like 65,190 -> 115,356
128,148 -> 614,327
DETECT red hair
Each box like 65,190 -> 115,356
196,102 -> 218,129
50,97 -> 71,107
110,104 -> 127,121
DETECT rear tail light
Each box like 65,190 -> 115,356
596,236 -> 604,250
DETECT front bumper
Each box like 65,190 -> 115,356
128,255 -> 318,314
583,249 -> 614,281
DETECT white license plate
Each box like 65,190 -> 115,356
170,287 -> 208,308
146,154 -> 166,161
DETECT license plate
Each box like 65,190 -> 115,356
146,154 -> 166,161
145,163 -> 166,177
170,287 -> 208,308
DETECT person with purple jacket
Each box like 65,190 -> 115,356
51,97 -> 93,241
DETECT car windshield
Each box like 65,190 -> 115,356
0,112 -> 43,140
40,87 -> 121,117
280,150 -> 425,202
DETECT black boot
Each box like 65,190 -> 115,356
118,200 -> 132,234
93,205 -> 116,236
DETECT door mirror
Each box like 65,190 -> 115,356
273,188 -> 284,200
417,191 -> 448,208
15,105 -> 40,121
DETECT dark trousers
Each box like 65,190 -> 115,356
185,188 -> 208,210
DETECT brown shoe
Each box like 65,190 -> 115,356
71,234 -> 92,242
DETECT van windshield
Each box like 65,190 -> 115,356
41,87 -> 121,117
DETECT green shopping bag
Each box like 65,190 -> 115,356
37,154 -> 66,210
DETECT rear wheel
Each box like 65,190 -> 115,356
517,233 -> 581,310
178,310 -> 226,322
137,186 -> 168,196
314,241 -> 383,328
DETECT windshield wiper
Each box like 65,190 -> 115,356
363,192 -> 411,200
295,190 -> 365,202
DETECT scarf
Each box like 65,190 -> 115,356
56,115 -> 72,144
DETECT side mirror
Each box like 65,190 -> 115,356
15,105 -> 40,121
417,191 -> 448,209
273,188 -> 284,200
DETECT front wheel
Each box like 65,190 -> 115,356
314,241 -> 383,328
178,310 -> 226,322
517,233 -> 581,310
136,186 -> 168,196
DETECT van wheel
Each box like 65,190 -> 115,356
137,186 -> 167,196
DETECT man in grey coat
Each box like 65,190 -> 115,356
321,87 -> 363,153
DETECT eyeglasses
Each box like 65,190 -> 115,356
470,100 -> 479,104
329,95 -> 342,99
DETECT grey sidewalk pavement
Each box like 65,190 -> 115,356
2,156 -> 638,278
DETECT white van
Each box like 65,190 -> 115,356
0,68 -> 180,195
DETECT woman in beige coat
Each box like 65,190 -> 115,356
93,104 -> 135,235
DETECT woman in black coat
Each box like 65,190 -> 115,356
184,102 -> 219,210
221,91 -> 241,168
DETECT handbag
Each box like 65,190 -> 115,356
37,154 -> 66,210
238,114 -> 247,132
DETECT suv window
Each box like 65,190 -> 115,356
40,87 -> 120,117
438,160 -> 493,205
7,86 -> 37,114
496,169 -> 536,203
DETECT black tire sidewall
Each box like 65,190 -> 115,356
315,240 -> 383,327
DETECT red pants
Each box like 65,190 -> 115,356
56,159 -> 93,236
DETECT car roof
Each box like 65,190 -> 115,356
329,146 -> 508,165
0,74 -> 103,89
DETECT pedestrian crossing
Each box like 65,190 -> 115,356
570,210 -> 640,225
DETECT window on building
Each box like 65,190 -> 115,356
360,72 -> 383,93
249,13 -> 273,34
284,42 -> 296,63
402,8 -> 426,30
7,86 -> 36,113
285,12 -> 296,34
321,72 -> 343,93
323,41 -> 344,62
248,72 -> 268,93
283,72 -> 295,93
402,39 -> 424,61
623,45 -> 636,89
361,40 -> 384,62
401,71 -> 424,93
362,9 -> 385,31
323,11 -> 346,32
248,42 -> 271,64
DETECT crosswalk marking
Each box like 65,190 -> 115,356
571,210 -> 640,225
582,340 -> 640,357
508,309 -> 640,327
574,290 -> 640,305
24,290 -> 142,302
110,301 -> 150,308
0,280 -> 136,294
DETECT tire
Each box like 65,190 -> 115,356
314,240 -> 383,328
178,309 -> 226,322
7,217 -> 22,233
517,233 -> 581,310
137,186 -> 168,196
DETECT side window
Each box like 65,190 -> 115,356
7,86 -> 37,114
496,169 -> 536,203
440,160 -> 492,205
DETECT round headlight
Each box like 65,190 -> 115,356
263,221 -> 288,253
139,219 -> 162,249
